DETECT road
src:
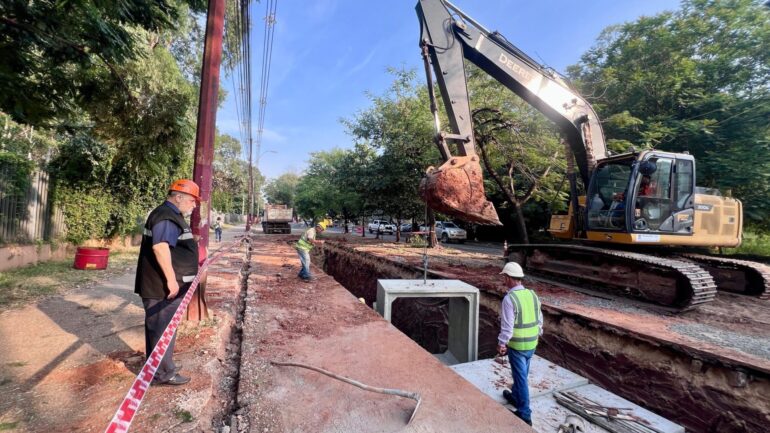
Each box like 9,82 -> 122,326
318,223 -> 505,257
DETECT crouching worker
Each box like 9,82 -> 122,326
295,221 -> 326,282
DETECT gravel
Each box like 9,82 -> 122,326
670,322 -> 770,361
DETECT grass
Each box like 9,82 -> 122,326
173,409 -> 194,423
0,248 -> 139,310
177,316 -> 219,337
0,422 -> 19,431
726,232 -> 770,257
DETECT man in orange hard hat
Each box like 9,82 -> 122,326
134,179 -> 200,386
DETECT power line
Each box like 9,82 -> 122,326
254,0 -> 278,171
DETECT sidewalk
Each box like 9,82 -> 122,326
0,225 -> 248,432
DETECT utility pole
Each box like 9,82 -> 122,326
188,0 -> 226,321
246,137 -> 254,231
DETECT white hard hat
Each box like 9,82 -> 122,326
500,262 -> 524,278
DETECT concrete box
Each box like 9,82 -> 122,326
376,279 -> 479,363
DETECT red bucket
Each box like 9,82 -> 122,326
73,247 -> 110,270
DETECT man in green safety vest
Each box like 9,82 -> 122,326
497,262 -> 542,426
295,221 -> 326,281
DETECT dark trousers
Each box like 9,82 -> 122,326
142,291 -> 185,381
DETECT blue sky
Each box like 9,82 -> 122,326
216,0 -> 681,181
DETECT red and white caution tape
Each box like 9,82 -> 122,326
105,239 -> 242,433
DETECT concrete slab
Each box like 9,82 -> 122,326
377,279 -> 479,362
451,356 -> 588,404
452,356 -> 683,433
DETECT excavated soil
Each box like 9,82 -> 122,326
315,235 -> 770,433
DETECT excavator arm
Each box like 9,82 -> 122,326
416,0 -> 607,225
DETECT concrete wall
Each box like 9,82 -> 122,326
0,243 -> 75,272
0,234 -> 140,272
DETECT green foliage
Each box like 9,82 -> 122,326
1,1 -> 212,243
265,173 -> 300,208
0,152 -> 33,197
56,186 -> 113,245
406,234 -> 428,248
48,132 -> 114,187
57,42 -> 199,239
0,0 -> 205,125
341,68 -> 438,224
295,148 -> 356,221
729,232 -> 770,257
0,421 -> 19,431
0,112 -> 58,161
212,132 -> 255,213
174,409 -> 194,423
569,0 -> 770,230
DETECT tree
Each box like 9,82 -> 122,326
264,173 -> 300,209
337,143 -> 378,237
567,0 -> 770,230
0,0 -> 205,125
295,149 -> 360,229
342,68 -> 439,242
212,132 -> 254,214
466,66 -> 567,243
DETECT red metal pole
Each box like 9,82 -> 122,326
189,0 -> 226,321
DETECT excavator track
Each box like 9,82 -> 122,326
677,253 -> 770,300
507,244 -> 718,312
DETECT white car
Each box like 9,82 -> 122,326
367,220 -> 396,234
436,221 -> 467,243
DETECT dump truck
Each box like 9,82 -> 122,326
262,204 -> 293,234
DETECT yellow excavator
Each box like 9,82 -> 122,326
416,0 -> 769,311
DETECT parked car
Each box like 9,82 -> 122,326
436,221 -> 467,243
400,223 -> 415,233
368,219 -> 396,234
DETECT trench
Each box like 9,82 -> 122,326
210,238 -> 252,432
315,241 -> 770,433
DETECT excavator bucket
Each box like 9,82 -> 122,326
420,156 -> 502,225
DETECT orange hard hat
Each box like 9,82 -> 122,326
169,179 -> 200,200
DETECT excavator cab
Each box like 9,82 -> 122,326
585,151 -> 696,236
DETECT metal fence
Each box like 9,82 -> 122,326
0,168 -> 65,244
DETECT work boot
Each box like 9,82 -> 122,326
502,389 -> 517,406
515,413 -> 532,426
153,374 -> 190,386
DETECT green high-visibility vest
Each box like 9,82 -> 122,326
296,228 -> 315,251
506,288 -> 541,351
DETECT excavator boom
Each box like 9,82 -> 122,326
416,0 -> 607,224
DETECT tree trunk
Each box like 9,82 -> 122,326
476,137 -> 533,244
427,208 -> 438,248
512,202 -> 529,244
395,216 -> 401,243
